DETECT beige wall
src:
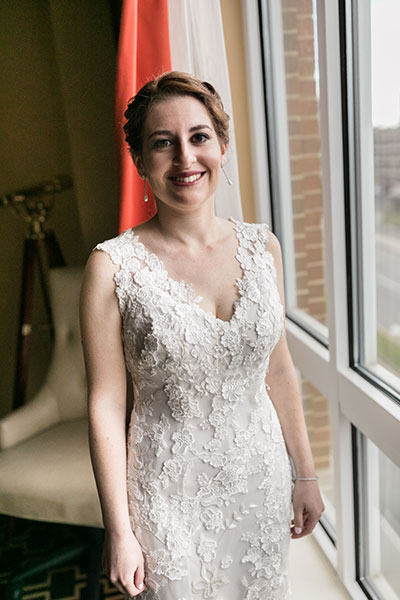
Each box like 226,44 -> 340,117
49,1 -> 119,253
0,0 -> 118,415
221,0 -> 255,223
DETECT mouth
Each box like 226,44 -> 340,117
168,172 -> 206,186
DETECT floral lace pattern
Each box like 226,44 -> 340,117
94,217 -> 293,599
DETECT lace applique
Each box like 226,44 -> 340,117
192,563 -> 229,598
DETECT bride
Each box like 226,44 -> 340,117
80,71 -> 324,599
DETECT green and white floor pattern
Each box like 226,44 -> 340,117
0,516 -> 123,599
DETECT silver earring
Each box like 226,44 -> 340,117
142,175 -> 149,202
221,164 -> 233,186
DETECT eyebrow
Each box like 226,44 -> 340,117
148,124 -> 213,139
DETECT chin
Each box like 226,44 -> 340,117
156,189 -> 215,209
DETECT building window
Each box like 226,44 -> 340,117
355,431 -> 400,598
260,0 -> 328,343
345,0 -> 400,395
253,1 -> 400,598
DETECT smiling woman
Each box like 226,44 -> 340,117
123,72 -> 230,216
132,95 -> 226,212
79,71 -> 324,599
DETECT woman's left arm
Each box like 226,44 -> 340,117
265,231 -> 325,539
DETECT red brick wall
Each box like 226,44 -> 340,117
282,0 -> 327,324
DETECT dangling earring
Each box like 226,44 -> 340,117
221,164 -> 233,186
142,175 -> 149,202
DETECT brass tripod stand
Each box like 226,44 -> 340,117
1,175 -> 72,408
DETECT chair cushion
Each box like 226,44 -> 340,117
0,419 -> 102,528
46,267 -> 88,421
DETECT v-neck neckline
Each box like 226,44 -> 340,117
129,216 -> 246,327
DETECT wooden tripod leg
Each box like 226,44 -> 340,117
43,230 -> 66,268
13,238 -> 38,409
36,231 -> 66,342
13,231 -> 66,410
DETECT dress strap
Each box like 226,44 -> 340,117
93,229 -> 143,273
228,217 -> 281,289
229,218 -> 271,272
93,230 -> 146,317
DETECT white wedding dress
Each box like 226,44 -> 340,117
95,217 -> 294,599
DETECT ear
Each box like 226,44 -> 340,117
131,151 -> 145,178
220,142 -> 228,165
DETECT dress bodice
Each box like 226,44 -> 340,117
95,217 -> 284,416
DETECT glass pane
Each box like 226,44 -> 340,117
280,0 -> 328,334
372,0 -> 400,382
359,435 -> 400,599
296,371 -> 335,533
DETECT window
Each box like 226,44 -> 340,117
245,0 -> 400,598
346,0 -> 400,395
355,432 -> 400,599
370,0 -> 400,384
260,0 -> 328,343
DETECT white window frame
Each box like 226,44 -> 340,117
346,0 -> 400,394
349,0 -> 378,368
241,1 -> 400,598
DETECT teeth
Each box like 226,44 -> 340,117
173,173 -> 202,183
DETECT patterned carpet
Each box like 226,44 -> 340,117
0,516 -> 123,599
19,567 -> 123,600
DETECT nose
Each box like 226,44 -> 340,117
172,140 -> 195,167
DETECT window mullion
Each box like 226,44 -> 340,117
261,0 -> 297,309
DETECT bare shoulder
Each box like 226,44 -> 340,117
87,246 -> 120,276
85,248 -> 118,283
80,248 -> 120,307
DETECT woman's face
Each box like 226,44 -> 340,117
134,95 -> 227,212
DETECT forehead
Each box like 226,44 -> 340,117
144,95 -> 214,133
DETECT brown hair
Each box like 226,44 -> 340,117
123,71 -> 230,156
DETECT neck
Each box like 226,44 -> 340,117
151,200 -> 222,248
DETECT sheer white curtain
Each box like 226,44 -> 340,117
168,0 -> 243,220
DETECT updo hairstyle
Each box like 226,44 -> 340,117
123,71 -> 230,156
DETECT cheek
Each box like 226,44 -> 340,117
142,154 -> 165,180
210,152 -> 223,174
200,147 -> 223,169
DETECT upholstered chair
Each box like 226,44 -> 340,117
0,266 -> 102,597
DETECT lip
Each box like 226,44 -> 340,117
168,171 -> 206,186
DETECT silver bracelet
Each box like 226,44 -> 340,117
293,476 -> 319,481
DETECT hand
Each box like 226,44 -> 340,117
290,480 -> 325,539
102,529 -> 146,597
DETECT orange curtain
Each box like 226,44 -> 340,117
115,0 -> 171,232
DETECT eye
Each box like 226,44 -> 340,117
152,138 -> 172,149
191,133 -> 209,144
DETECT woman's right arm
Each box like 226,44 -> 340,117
79,250 -> 145,597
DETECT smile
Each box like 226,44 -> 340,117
169,172 -> 205,185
